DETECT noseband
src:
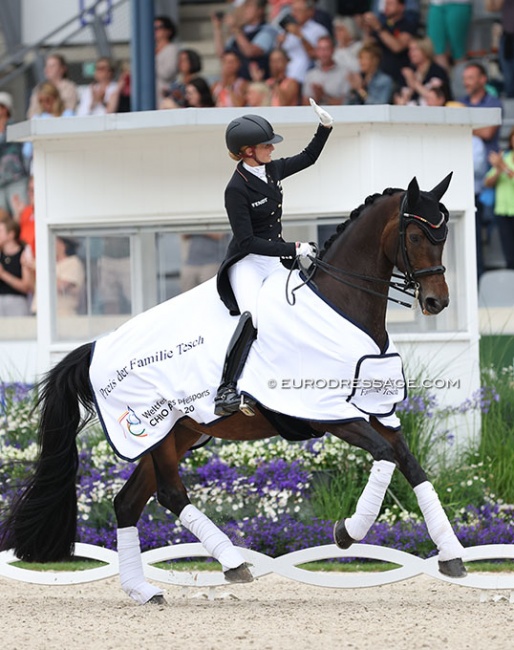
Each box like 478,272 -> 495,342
287,191 -> 448,308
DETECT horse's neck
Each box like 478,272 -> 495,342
316,213 -> 394,350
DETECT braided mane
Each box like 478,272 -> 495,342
319,187 -> 403,260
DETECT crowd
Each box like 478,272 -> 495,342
0,0 -> 512,318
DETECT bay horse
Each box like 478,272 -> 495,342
0,173 -> 467,605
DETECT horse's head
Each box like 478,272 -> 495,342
396,173 -> 452,315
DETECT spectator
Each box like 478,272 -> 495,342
0,92 -> 28,216
24,81 -> 75,165
425,82 -> 457,106
12,175 -> 35,257
245,81 -> 273,106
264,48 -> 301,105
0,214 -> 34,316
362,0 -> 418,89
55,236 -> 85,316
77,57 -> 118,116
426,0 -> 472,71
180,233 -> 230,292
27,53 -> 78,118
459,62 -> 502,159
302,35 -> 348,105
113,61 -> 131,113
483,128 -> 514,270
395,36 -> 450,105
486,0 -> 514,98
278,0 -> 330,84
333,15 -> 362,77
154,15 -> 179,106
346,42 -> 394,104
212,52 -> 248,107
213,0 -> 278,80
184,78 -> 216,108
164,49 -> 202,108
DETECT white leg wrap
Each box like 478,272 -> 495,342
117,527 -> 164,605
414,481 -> 465,561
180,504 -> 245,571
345,460 -> 396,541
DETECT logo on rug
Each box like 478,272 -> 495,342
118,406 -> 147,438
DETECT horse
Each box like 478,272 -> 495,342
0,173 -> 467,605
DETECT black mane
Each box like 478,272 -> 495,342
319,187 -> 403,260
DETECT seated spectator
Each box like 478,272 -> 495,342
302,35 -> 348,105
361,0 -> 418,89
0,92 -> 28,217
212,52 -> 248,107
245,81 -> 273,106
333,15 -> 362,77
184,78 -> 216,108
180,233 -> 230,292
395,36 -> 450,105
213,0 -> 278,80
55,236 -> 85,316
346,42 -> 394,104
459,62 -> 502,159
425,82 -> 458,106
263,48 -> 301,105
77,57 -> 118,116
154,15 -> 179,106
27,53 -> 78,118
427,0 -> 472,70
278,0 -> 330,84
24,82 -> 75,165
164,49 -> 203,108
0,214 -> 34,316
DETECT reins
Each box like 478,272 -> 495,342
286,192 -> 447,308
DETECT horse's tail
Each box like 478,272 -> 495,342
0,342 -> 96,561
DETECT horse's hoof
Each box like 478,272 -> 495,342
147,594 -> 167,605
224,562 -> 254,583
333,519 -> 355,550
438,558 -> 467,578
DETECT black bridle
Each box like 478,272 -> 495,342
286,193 -> 448,308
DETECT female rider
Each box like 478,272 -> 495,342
214,99 -> 334,416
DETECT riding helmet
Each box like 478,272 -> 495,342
225,115 -> 283,156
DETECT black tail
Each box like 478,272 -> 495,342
0,342 -> 96,561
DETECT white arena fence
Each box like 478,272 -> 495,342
1,543 -> 514,597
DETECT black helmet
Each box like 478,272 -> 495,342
225,114 -> 283,156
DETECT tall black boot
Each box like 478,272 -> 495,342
214,311 -> 257,417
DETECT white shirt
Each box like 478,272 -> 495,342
282,20 -> 329,84
77,82 -> 118,116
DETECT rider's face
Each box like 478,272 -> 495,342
254,143 -> 274,163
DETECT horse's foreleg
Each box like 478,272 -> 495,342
113,456 -> 165,604
372,419 -> 466,577
151,430 -> 253,584
323,421 -> 397,548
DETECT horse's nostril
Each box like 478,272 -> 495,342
424,296 -> 448,313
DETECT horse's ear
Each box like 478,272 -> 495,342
430,172 -> 453,201
405,177 -> 420,209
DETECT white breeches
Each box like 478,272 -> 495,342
229,254 -> 282,327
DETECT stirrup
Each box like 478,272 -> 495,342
239,395 -> 256,417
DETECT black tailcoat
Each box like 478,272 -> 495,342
217,124 -> 332,314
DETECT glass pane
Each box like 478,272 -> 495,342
92,236 -> 132,315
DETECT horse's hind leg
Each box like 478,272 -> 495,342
372,418 -> 466,578
151,428 -> 253,584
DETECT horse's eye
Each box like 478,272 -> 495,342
409,233 -> 421,244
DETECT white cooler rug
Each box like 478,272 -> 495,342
90,270 -> 406,461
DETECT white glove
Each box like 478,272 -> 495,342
296,242 -> 316,258
309,98 -> 334,127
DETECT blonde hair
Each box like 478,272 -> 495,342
36,81 -> 64,116
412,36 -> 434,60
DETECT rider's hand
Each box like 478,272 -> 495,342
309,98 -> 334,127
296,242 -> 316,258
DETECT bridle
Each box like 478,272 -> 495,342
286,192 -> 448,308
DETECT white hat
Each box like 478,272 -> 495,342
0,91 -> 13,115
